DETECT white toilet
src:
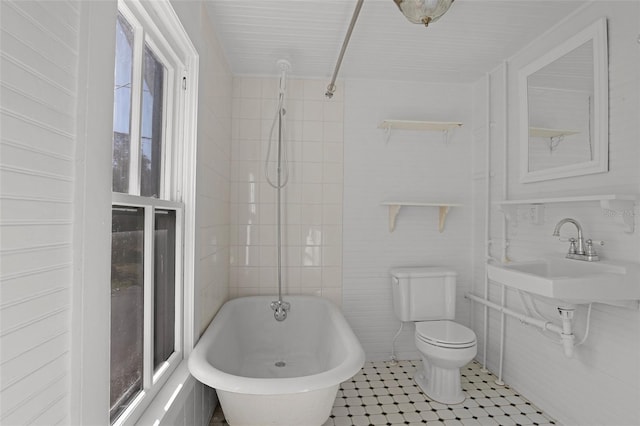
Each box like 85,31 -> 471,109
390,267 -> 477,404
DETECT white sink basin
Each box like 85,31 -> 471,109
487,257 -> 640,305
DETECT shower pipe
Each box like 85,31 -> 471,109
266,60 -> 292,321
325,0 -> 364,99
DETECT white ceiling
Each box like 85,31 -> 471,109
204,0 -> 585,84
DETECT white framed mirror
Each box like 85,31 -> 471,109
518,18 -> 608,183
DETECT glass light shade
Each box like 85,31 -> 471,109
393,0 -> 454,26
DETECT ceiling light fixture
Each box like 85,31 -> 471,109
393,0 -> 454,27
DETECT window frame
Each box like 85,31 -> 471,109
110,196 -> 183,425
115,4 -> 176,200
108,1 -> 199,425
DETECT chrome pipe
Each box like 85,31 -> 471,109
325,0 -> 364,99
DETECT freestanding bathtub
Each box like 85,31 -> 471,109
188,295 -> 365,426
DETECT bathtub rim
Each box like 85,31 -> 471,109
188,295 -> 365,395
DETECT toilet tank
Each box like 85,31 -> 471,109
390,267 -> 457,322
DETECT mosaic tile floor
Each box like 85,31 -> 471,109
209,360 -> 558,426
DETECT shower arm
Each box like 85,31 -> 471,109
325,0 -> 364,99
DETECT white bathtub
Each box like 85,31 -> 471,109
188,295 -> 365,426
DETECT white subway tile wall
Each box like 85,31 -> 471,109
157,2 -> 232,424
230,77 -> 344,306
196,10 -> 234,334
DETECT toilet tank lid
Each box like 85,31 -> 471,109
390,267 -> 457,278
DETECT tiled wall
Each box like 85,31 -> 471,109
229,77 -> 344,306
191,2 -> 233,335
342,79 -> 474,361
471,3 -> 640,425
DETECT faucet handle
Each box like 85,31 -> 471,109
568,238 -> 577,254
585,239 -> 600,261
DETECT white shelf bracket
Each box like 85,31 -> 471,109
383,202 -> 461,233
497,204 -> 518,226
442,125 -> 457,144
442,129 -> 449,144
384,126 -> 392,144
438,206 -> 450,232
600,199 -> 636,233
388,204 -> 401,232
548,135 -> 564,153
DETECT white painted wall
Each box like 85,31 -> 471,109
168,1 -> 234,424
471,3 -> 640,425
1,0 -> 232,424
3,1 -> 638,425
229,77 -> 344,306
1,1 -> 82,423
342,79 -> 474,361
176,1 -> 234,336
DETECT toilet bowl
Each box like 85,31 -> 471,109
413,320 -> 477,404
390,267 -> 477,404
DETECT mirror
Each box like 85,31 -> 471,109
519,18 -> 608,183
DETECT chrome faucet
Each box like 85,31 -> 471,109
270,300 -> 290,321
552,218 -> 599,261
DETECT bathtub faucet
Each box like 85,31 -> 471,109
270,300 -> 291,321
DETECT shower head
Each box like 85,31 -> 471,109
276,59 -> 291,95
277,59 -> 291,73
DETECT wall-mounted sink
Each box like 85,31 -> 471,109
487,257 -> 640,305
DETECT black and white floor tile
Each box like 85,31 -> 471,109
209,360 -> 558,426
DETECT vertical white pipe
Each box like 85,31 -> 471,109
502,61 -> 509,263
481,72 -> 491,372
496,284 -> 505,385
495,60 -> 510,385
559,308 -> 576,358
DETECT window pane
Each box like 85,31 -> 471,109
140,45 -> 165,198
112,14 -> 135,194
110,206 -> 145,423
154,210 -> 176,369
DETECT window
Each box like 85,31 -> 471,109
109,2 -> 196,424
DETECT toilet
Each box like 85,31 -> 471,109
390,267 -> 477,404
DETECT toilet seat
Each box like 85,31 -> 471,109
415,320 -> 476,349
